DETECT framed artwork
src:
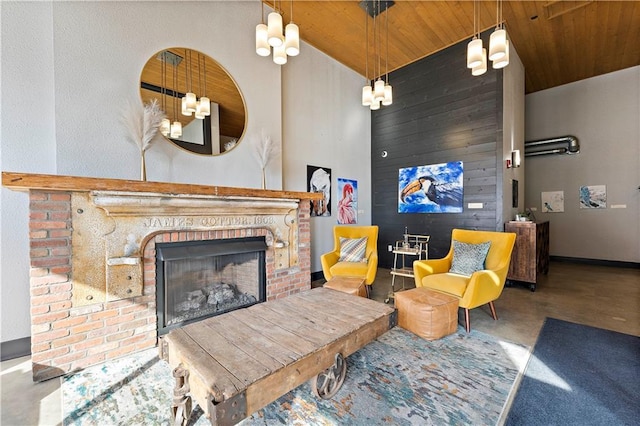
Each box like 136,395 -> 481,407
512,179 -> 519,208
580,185 -> 606,209
337,178 -> 358,224
398,161 -> 464,213
541,191 -> 564,212
307,165 -> 331,217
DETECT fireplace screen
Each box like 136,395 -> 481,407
156,237 -> 267,334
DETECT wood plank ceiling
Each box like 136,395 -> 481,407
265,1 -> 640,94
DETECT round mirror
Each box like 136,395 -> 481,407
140,47 -> 246,155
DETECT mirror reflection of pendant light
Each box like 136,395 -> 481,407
489,0 -> 509,68
199,54 -> 211,116
184,50 -> 197,113
170,55 -> 182,139
194,54 -> 206,119
159,51 -> 171,136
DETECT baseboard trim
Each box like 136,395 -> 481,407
550,256 -> 640,269
1,336 -> 31,361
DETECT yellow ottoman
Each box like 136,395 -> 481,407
395,288 -> 459,340
323,276 -> 367,298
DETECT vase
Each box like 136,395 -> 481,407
261,168 -> 266,190
140,151 -> 147,181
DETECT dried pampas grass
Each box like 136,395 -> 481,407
252,130 -> 280,189
252,130 -> 279,169
122,99 -> 165,154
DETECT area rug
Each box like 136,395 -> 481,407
505,318 -> 640,426
62,326 -> 528,426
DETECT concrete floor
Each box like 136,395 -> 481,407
1,261 -> 638,425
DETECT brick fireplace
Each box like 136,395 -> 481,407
2,172 -> 320,381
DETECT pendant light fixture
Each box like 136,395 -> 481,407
285,0 -> 300,57
382,4 -> 393,107
467,0 -> 508,76
467,0 -> 483,69
256,1 -> 300,65
361,1 -> 393,110
489,0 -> 509,69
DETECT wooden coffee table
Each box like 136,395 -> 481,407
160,287 -> 396,425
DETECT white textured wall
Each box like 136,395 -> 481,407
282,43 -> 371,274
1,1 -> 58,343
525,66 -> 640,262
501,45 -> 525,225
1,1 -> 282,343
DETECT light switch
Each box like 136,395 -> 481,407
467,203 -> 483,209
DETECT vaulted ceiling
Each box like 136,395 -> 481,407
265,1 -> 640,93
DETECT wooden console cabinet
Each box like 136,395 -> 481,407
505,221 -> 549,291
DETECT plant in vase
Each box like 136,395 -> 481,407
251,130 -> 279,189
122,99 -> 165,181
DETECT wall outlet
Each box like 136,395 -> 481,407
388,244 -> 393,252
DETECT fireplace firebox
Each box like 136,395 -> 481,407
156,237 -> 267,335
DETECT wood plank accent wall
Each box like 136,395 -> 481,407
371,37 -> 505,268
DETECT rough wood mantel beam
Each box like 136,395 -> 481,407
2,171 -> 323,201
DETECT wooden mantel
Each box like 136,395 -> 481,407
2,172 -> 323,201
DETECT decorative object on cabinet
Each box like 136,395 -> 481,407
505,221 -> 550,292
387,232 -> 430,303
413,229 -> 516,332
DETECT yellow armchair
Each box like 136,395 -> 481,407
321,226 -> 379,293
413,228 -> 516,332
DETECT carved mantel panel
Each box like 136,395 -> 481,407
71,191 -> 300,307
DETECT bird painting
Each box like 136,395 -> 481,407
398,161 -> 464,213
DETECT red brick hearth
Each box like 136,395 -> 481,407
3,173 -> 319,382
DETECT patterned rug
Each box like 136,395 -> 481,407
62,327 -> 528,425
